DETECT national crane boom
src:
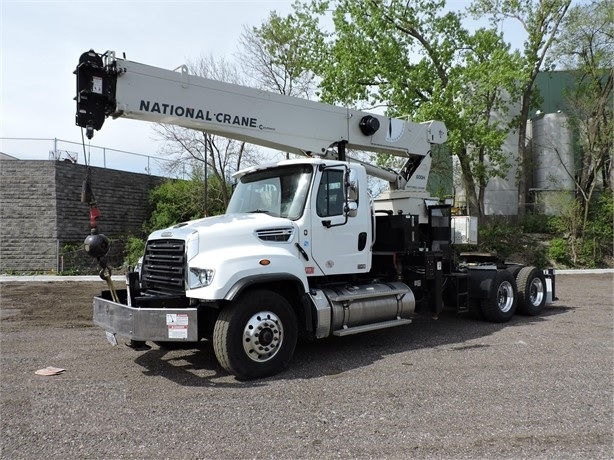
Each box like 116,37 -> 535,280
76,49 -> 446,189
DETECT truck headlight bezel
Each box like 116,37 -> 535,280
188,267 -> 215,289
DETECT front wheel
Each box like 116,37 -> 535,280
213,289 -> 297,380
481,270 -> 517,323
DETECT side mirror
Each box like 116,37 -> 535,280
346,169 -> 359,201
347,181 -> 358,201
346,201 -> 358,218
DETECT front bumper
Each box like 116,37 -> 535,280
93,290 -> 199,342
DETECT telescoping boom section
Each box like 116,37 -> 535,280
74,49 -> 555,381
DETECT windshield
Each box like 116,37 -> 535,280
227,164 -> 313,220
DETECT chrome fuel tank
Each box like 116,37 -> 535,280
322,281 -> 415,332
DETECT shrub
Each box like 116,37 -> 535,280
478,216 -> 524,258
520,213 -> 550,234
582,193 -> 613,266
124,235 -> 146,269
548,238 -> 570,265
528,245 -> 549,268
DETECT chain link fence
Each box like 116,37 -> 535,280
1,137 -> 187,178
58,236 -> 132,276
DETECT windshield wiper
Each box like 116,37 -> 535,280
248,209 -> 281,217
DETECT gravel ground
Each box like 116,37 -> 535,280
0,273 -> 612,459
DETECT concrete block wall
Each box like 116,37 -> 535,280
0,160 -> 58,272
1,159 -> 165,273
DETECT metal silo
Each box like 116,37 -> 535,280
530,112 -> 574,214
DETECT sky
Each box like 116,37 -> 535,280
0,0 -> 297,173
1,0 -> 520,174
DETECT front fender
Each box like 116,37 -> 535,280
222,272 -> 307,301
186,246 -> 309,300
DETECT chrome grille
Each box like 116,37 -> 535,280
141,239 -> 186,293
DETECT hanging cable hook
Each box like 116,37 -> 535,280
79,127 -> 116,301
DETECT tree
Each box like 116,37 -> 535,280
153,54 -> 258,213
290,0 -> 522,215
147,177 -> 206,231
551,0 -> 613,227
123,170 -> 231,267
238,11 -> 319,160
541,0 -> 613,266
470,0 -> 572,216
146,173 -> 230,233
238,11 -> 317,99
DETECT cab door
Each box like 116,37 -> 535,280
309,166 -> 370,275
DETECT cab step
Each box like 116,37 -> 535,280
332,318 -> 412,337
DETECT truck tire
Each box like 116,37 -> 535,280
506,264 -> 523,278
481,270 -> 517,323
515,266 -> 546,316
213,289 -> 297,380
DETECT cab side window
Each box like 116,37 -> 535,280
316,170 -> 344,217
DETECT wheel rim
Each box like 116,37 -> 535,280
242,311 -> 283,362
529,277 -> 545,307
497,281 -> 515,313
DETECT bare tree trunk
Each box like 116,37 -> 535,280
517,87 -> 532,217
457,148 -> 481,217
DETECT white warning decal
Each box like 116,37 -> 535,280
166,314 -> 188,325
166,314 -> 189,339
168,325 -> 188,339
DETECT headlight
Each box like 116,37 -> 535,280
188,267 -> 215,289
134,257 -> 143,275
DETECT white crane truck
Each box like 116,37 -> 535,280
75,50 -> 556,380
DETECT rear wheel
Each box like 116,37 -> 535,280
506,264 -> 523,278
213,289 -> 297,380
516,266 -> 546,316
481,270 -> 517,323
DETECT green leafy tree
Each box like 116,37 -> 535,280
123,174 -> 230,267
550,0 -> 613,234
470,0 -> 572,216
290,0 -> 522,215
124,235 -> 146,268
584,193 -> 613,266
547,191 -> 613,267
146,177 -> 206,232
145,174 -> 228,230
